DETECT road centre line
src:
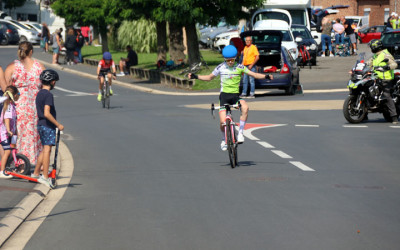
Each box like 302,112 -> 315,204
256,141 -> 275,149
54,86 -> 94,96
271,150 -> 293,159
343,125 -> 368,128
295,124 -> 320,127
290,161 -> 315,171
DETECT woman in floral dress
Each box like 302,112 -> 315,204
4,42 -> 45,165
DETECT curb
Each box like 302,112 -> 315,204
0,140 -> 72,248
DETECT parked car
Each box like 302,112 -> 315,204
206,21 -> 237,48
0,19 -> 40,44
239,30 -> 300,95
291,24 -> 318,65
357,25 -> 385,43
381,29 -> 400,70
19,21 -> 42,34
253,19 -> 299,59
213,29 -> 239,51
0,21 -> 20,45
345,16 -> 369,33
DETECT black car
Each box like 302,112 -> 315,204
0,21 -> 19,45
291,24 -> 318,66
239,30 -> 300,95
381,29 -> 400,69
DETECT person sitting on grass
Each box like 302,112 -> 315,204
32,69 -> 64,189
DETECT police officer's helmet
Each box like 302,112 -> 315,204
369,39 -> 383,53
40,69 -> 59,85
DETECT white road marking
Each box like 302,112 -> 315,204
343,125 -> 368,128
54,86 -> 95,96
390,126 -> 400,128
290,161 -> 315,171
244,124 -> 287,141
271,150 -> 293,159
295,124 -> 320,127
256,141 -> 275,149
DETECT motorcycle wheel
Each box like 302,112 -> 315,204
343,95 -> 367,123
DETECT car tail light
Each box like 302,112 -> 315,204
395,72 -> 400,76
280,63 -> 290,74
7,29 -> 13,33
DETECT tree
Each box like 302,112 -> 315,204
51,0 -> 119,52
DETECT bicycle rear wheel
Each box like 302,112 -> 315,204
226,120 -> 236,168
6,153 -> 31,175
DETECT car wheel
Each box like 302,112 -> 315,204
0,36 -> 8,45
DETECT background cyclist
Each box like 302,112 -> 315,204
97,52 -> 116,101
188,45 -> 272,151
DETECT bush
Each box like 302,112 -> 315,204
117,19 -> 157,53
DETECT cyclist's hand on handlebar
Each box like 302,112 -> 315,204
188,73 -> 198,79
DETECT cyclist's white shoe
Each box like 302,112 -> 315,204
220,140 -> 227,151
237,132 -> 245,143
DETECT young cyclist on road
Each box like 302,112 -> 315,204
97,52 -> 116,102
0,86 -> 19,178
188,45 -> 273,151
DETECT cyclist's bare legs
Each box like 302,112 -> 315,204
98,76 -> 104,92
107,72 -> 113,87
239,99 -> 249,121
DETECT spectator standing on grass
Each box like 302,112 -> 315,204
240,36 -> 259,98
321,17 -> 334,57
41,22 -> 50,53
333,18 -> 345,50
4,42 -> 45,165
341,16 -> 357,55
81,26 -> 90,45
65,27 -> 77,65
75,29 -> 85,63
117,45 -> 138,76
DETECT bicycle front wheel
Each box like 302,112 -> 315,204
226,120 -> 236,168
105,81 -> 110,109
6,153 -> 31,175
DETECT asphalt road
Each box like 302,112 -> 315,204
1,45 -> 400,249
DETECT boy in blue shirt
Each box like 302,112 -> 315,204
33,69 -> 64,189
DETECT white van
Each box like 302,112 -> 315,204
345,16 -> 369,32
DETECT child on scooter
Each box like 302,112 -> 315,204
32,69 -> 64,189
0,86 -> 19,178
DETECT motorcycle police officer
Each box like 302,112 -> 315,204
367,39 -> 399,124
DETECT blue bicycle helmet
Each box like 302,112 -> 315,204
103,52 -> 112,60
222,45 -> 237,59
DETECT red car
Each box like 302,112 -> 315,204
357,25 -> 386,43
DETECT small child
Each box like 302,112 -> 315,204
0,86 -> 19,178
33,69 -> 64,189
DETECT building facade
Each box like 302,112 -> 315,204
312,0 -> 398,26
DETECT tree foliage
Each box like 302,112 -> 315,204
117,19 -> 157,53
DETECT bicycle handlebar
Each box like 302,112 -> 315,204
211,103 -> 242,119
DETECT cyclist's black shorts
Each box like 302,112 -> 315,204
99,68 -> 111,76
219,92 -> 243,110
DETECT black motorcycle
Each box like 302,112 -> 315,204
343,53 -> 400,123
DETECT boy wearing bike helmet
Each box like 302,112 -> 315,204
367,39 -> 398,124
188,45 -> 273,151
97,52 -> 116,101
33,69 -> 64,189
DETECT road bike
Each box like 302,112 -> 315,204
99,72 -> 111,109
179,55 -> 209,76
211,103 -> 241,168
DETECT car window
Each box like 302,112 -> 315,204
281,30 -> 293,41
252,34 -> 281,45
283,47 -> 295,64
291,27 -> 312,39
382,32 -> 400,44
254,12 -> 290,25
9,20 -> 30,30
376,26 -> 384,33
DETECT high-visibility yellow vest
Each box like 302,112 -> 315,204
373,49 -> 394,80
390,19 -> 399,29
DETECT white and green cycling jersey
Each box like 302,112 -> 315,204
212,62 -> 250,94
